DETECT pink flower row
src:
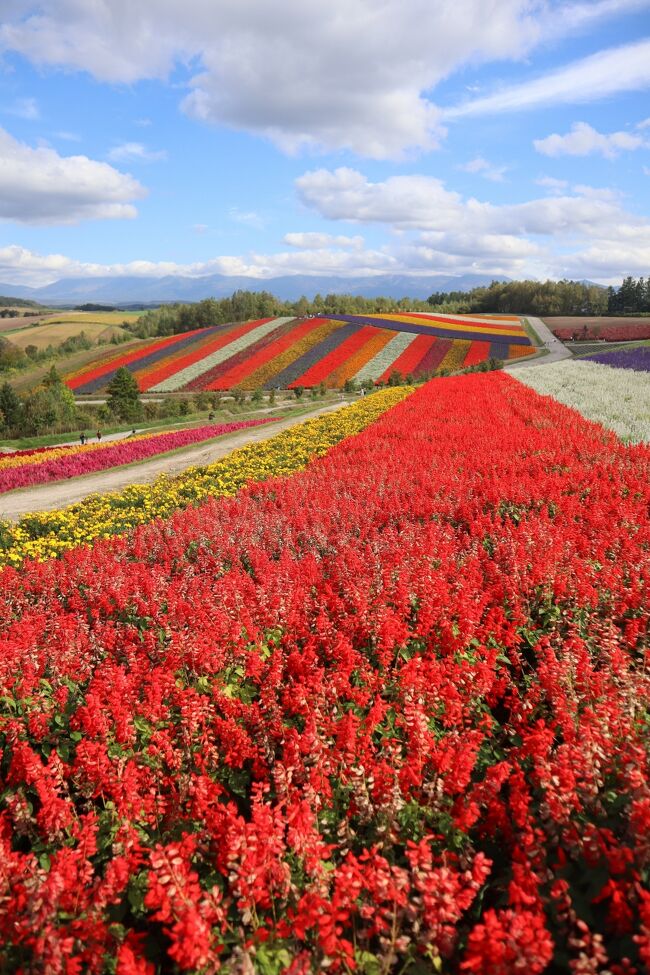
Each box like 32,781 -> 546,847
0,419 -> 276,494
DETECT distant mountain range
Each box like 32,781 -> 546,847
0,273 -> 506,306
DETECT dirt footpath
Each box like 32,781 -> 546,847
0,400 -> 349,521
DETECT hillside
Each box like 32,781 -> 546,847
66,312 -> 536,393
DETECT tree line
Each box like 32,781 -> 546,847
129,290 -> 432,337
127,277 -> 650,338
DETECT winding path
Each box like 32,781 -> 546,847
504,316 -> 572,370
0,399 -> 349,521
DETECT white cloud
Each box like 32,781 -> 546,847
458,156 -> 508,181
0,242 -> 399,288
296,167 -> 646,238
6,96 -> 39,119
228,208 -> 265,229
536,175 -> 569,193
446,38 -> 650,118
54,130 -> 82,142
193,223 -> 209,234
0,0 -> 617,159
0,127 -> 145,224
534,121 -> 647,158
296,166 -> 650,282
283,232 -> 364,249
108,142 -> 166,162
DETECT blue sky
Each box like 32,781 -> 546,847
0,0 -> 649,287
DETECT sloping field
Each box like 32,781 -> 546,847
46,311 -> 142,325
0,313 -> 57,334
66,313 -> 536,393
4,319 -> 130,350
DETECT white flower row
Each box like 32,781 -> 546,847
353,332 -> 418,383
513,359 -> 650,443
151,318 -> 295,392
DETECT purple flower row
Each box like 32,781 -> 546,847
582,346 -> 650,372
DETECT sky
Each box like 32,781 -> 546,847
0,0 -> 649,289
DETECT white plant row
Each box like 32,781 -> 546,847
353,331 -> 418,383
514,359 -> 650,443
150,318 -> 295,392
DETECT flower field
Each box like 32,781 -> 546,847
0,374 -> 649,973
515,359 -> 650,443
0,388 -> 410,566
66,314 -> 536,393
580,345 -> 650,372
550,322 -> 650,342
0,419 -> 276,495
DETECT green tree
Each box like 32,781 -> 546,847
106,367 -> 143,421
21,372 -> 77,435
0,382 -> 22,433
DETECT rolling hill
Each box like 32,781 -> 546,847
66,312 -> 537,394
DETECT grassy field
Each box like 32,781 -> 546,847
0,312 -> 58,334
3,320 -> 131,350
46,310 -> 142,325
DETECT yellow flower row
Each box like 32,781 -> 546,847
439,340 -> 472,373
0,387 -> 411,568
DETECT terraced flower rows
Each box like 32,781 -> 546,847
66,314 -> 536,393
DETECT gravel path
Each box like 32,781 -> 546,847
0,400 -> 349,521
504,316 -> 572,370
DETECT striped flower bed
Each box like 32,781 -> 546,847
350,331 -> 412,385
136,322 -> 245,391
68,330 -> 214,394
64,313 -> 536,393
286,324 -> 366,388
327,314 -> 533,346
206,318 -> 328,391
179,318 -> 299,392
243,318 -> 341,390
0,418 -> 277,493
180,318 -> 295,392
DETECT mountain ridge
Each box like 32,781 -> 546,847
0,273 -> 507,306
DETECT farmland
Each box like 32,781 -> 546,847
66,312 -> 536,393
0,375 -> 649,973
546,316 -> 650,342
3,319 -> 131,351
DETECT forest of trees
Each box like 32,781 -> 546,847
427,279 -> 609,315
605,276 -> 650,314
